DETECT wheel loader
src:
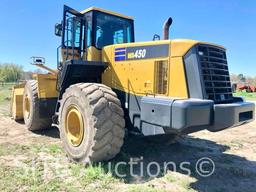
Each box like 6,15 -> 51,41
11,5 -> 255,164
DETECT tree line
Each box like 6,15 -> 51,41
230,74 -> 256,86
0,63 -> 43,83
0,63 -> 23,82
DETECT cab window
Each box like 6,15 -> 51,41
94,12 -> 134,49
64,16 -> 82,48
85,12 -> 93,48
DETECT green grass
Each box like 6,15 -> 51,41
1,143 -> 199,192
30,143 -> 64,155
0,143 -> 63,191
233,91 -> 256,101
70,163 -> 120,189
0,143 -> 121,191
0,165 -> 79,192
0,143 -> 64,157
0,84 -> 12,105
0,143 -> 29,156
0,84 -> 13,116
164,173 -> 196,192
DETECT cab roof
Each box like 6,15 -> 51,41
80,7 -> 133,20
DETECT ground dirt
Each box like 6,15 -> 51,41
0,100 -> 256,192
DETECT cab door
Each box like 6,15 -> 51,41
59,5 -> 85,64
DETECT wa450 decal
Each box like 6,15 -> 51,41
114,44 -> 169,62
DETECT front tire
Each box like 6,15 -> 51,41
59,83 -> 125,164
23,80 -> 51,131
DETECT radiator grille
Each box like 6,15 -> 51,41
155,60 -> 168,94
197,45 -> 233,103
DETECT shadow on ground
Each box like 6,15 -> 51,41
33,127 -> 60,139
110,134 -> 256,192
14,119 -> 60,139
32,126 -> 256,192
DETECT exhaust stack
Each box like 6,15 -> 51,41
163,17 -> 173,40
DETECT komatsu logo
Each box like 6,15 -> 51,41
114,48 -> 126,61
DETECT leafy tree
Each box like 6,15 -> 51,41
231,73 -> 256,86
0,63 -> 23,82
237,74 -> 246,83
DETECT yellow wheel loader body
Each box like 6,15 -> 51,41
11,83 -> 25,120
10,5 -> 255,164
11,73 -> 58,121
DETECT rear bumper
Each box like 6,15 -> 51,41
208,101 -> 255,132
141,97 -> 255,134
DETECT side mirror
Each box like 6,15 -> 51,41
55,23 -> 62,37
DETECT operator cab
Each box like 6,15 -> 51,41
54,5 -> 135,93
55,5 -> 135,64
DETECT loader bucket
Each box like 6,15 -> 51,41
11,83 -> 25,120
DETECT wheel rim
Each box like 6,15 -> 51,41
65,105 -> 84,147
24,95 -> 30,119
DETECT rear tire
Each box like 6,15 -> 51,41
23,80 -> 51,131
59,83 -> 125,164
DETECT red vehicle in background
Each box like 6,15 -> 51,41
234,83 -> 256,92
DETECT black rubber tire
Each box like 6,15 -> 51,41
23,80 -> 51,131
59,83 -> 125,164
